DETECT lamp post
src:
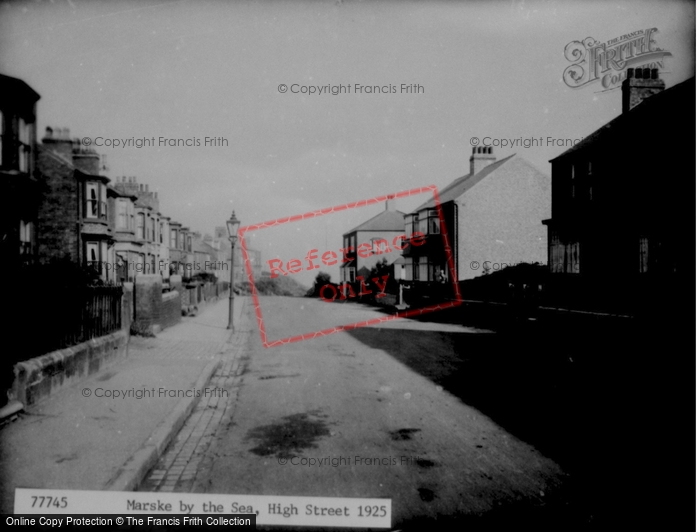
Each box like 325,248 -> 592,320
226,210 -> 241,330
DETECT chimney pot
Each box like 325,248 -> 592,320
470,145 -> 496,176
621,69 -> 665,113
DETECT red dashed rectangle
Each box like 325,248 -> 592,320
238,186 -> 461,348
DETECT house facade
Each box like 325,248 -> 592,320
403,146 -> 550,288
37,127 -> 117,282
339,198 -> 406,283
112,176 -> 167,281
1,74 -> 40,270
543,69 -> 693,286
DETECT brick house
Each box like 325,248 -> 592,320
0,73 -> 40,270
403,147 -> 550,289
37,127 -> 116,282
542,70 -> 694,292
168,220 -> 194,277
339,198 -> 407,284
112,176 -> 168,281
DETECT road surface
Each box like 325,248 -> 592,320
140,296 -> 574,529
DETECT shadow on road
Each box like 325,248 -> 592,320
345,314 -> 694,528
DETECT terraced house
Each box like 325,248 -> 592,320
0,73 -> 40,270
37,126 -> 116,282
112,176 -> 168,281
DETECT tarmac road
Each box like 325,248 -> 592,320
183,296 -> 571,529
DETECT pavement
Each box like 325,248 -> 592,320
0,295 -> 248,514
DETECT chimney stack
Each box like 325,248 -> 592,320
385,195 -> 395,211
622,68 -> 664,113
42,125 -> 74,161
470,145 -> 496,176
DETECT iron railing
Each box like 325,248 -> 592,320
17,285 -> 123,363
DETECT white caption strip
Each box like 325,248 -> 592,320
15,488 -> 392,528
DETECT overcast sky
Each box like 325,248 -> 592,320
0,0 -> 694,287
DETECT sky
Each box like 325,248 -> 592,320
0,0 -> 694,287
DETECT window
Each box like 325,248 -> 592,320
639,237 -> 649,273
418,210 -> 429,235
370,238 -> 390,255
348,267 -> 356,283
151,218 -> 156,242
18,117 -> 31,173
418,256 -> 428,281
100,185 -> 107,219
117,201 -> 128,229
170,228 -> 177,248
136,213 -> 145,239
19,220 -> 34,256
86,183 -> 99,218
159,222 -> 164,243
428,263 -> 442,281
350,235 -> 355,249
565,242 -> 580,273
86,242 -> 99,273
187,235 -> 192,252
404,214 -> 414,236
84,182 -> 107,219
427,209 -> 440,234
404,258 -> 414,281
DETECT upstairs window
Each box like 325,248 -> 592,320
418,210 -> 429,234
159,222 -> 164,243
117,200 -> 128,229
18,117 -> 31,173
136,213 -> 145,240
427,209 -> 440,234
170,228 -> 177,248
84,182 -> 107,219
85,183 -> 98,218
0,111 -> 34,172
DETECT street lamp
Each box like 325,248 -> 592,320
226,210 -> 241,330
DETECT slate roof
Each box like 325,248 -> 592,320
344,208 -> 406,235
551,76 -> 695,162
413,154 -> 517,211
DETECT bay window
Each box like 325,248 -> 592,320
427,209 -> 440,234
84,181 -> 107,219
136,213 -> 145,239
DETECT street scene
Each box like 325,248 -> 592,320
0,0 -> 695,530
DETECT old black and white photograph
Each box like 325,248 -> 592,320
0,0 -> 695,530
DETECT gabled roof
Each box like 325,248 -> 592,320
551,76 -> 695,162
344,208 -> 406,235
413,154 -> 517,211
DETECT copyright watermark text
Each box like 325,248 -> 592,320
277,455 -> 428,467
470,136 -> 584,149
278,83 -> 424,95
80,136 -> 228,148
82,387 -> 228,399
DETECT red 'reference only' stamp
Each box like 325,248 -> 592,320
238,186 -> 461,348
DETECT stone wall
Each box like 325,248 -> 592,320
10,330 -> 128,407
